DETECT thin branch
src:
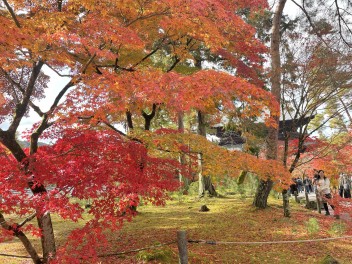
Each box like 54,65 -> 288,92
290,0 -> 332,47
339,97 -> 352,123
125,8 -> 170,27
0,213 -> 41,263
0,68 -> 45,117
334,0 -> 352,47
102,121 -> 127,137
17,213 -> 37,228
2,0 -> 21,28
166,55 -> 180,72
44,63 -> 74,78
81,53 -> 96,74
46,80 -> 74,115
131,45 -> 162,69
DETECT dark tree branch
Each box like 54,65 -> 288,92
291,0 -> 352,47
142,103 -> 157,130
125,8 -> 170,27
126,111 -> 134,129
49,80 -> 74,113
102,121 -> 127,137
58,0 -> 62,12
18,213 -> 37,228
0,68 -> 45,116
334,0 -> 352,47
44,63 -> 74,77
82,53 -> 96,74
2,0 -> 21,28
0,213 -> 41,263
8,61 -> 44,135
166,55 -> 180,72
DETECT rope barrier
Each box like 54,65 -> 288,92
0,253 -> 34,259
2,236 -> 352,260
0,241 -> 176,260
188,235 -> 352,245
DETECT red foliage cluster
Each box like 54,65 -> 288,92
0,129 -> 182,252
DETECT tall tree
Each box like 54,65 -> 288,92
253,0 -> 287,209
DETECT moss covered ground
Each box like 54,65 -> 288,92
1,193 -> 352,263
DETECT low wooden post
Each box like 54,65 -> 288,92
177,230 -> 188,264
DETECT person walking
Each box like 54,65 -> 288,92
316,170 -> 335,215
303,176 -> 311,194
339,173 -> 351,198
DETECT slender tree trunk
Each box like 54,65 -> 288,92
197,111 -> 217,197
282,189 -> 290,217
198,153 -> 205,197
253,0 -> 286,209
316,191 -> 322,214
126,111 -> 133,129
282,131 -> 291,216
178,112 -> 190,191
142,103 -> 157,130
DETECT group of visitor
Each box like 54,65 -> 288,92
289,170 -> 340,216
289,170 -> 352,216
289,176 -> 313,194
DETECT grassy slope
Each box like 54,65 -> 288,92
1,195 -> 352,263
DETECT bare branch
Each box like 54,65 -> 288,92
290,0 -> 333,47
334,0 -> 352,47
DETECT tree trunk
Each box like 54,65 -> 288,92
294,191 -> 299,203
282,189 -> 290,217
197,111 -> 217,197
316,192 -> 322,214
305,188 -> 310,204
37,213 -> 56,263
126,111 -> 133,129
0,133 -> 56,263
142,103 -> 157,130
253,0 -> 286,209
198,153 -> 205,197
177,112 -> 190,192
204,176 -> 217,196
253,179 -> 273,208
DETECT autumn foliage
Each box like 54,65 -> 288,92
0,0 -> 298,263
